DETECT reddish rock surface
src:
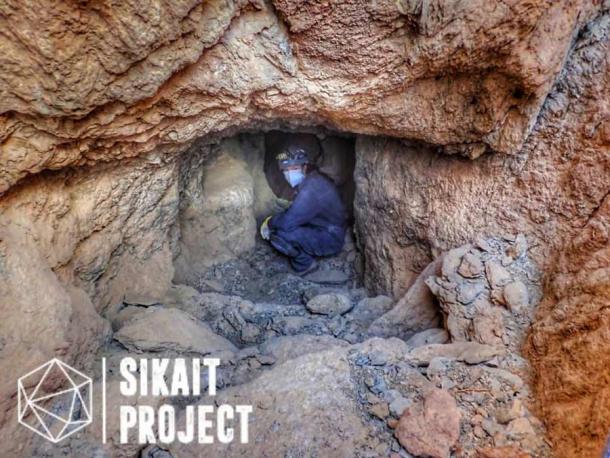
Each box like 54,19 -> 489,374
0,0 -> 603,193
394,388 -> 461,458
0,1 -> 608,457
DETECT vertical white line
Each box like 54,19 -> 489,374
17,381 -> 21,421
102,357 -> 107,444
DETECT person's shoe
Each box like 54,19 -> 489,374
294,260 -> 319,276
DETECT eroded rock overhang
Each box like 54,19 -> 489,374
0,0 -> 604,194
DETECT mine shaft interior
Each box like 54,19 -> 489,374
1,2 -> 608,458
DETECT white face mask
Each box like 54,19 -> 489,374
283,169 -> 305,188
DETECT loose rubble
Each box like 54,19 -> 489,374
33,234 -> 549,457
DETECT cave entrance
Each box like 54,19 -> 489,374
173,129 -> 360,306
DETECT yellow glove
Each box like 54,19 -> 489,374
260,216 -> 272,240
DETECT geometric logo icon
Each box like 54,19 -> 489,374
17,358 -> 92,443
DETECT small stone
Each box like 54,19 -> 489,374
457,281 -> 485,304
472,307 -> 505,346
364,374 -> 387,394
240,323 -> 261,343
140,445 -> 174,458
506,234 -> 528,260
506,417 -> 535,439
394,388 -> 461,458
389,396 -> 411,417
490,287 -> 507,306
407,342 -> 504,366
343,333 -> 360,344
306,293 -> 353,315
369,402 -> 390,419
406,328 -> 449,348
368,350 -> 389,366
482,419 -> 500,436
473,425 -> 486,438
302,286 -> 342,302
495,399 -> 524,424
485,368 -> 524,392
426,357 -> 451,381
201,279 -> 224,292
458,253 -> 484,278
254,354 -> 276,365
503,281 -> 529,312
442,245 -> 472,278
355,295 -> 394,316
387,418 -> 399,429
248,358 -> 261,370
485,261 -> 512,288
471,414 -> 484,425
475,237 -> 494,252
355,354 -> 371,366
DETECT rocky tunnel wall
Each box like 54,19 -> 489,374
0,1 -> 609,456
353,15 -> 610,456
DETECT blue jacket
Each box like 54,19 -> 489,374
269,170 -> 347,238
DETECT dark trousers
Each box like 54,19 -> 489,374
270,226 -> 344,272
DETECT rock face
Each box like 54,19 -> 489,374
354,13 -> 610,457
0,226 -> 110,456
0,1 -> 604,194
354,9 -> 609,300
425,237 -> 541,353
527,196 -> 610,458
174,138 -> 257,283
0,2 -> 608,457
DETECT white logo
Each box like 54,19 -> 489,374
17,358 -> 92,443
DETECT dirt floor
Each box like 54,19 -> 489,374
198,229 -> 363,306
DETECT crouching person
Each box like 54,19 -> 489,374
260,147 -> 347,275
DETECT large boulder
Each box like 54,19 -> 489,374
259,334 -> 349,364
368,256 -> 443,338
169,345 -> 382,457
114,307 -> 237,354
